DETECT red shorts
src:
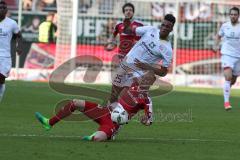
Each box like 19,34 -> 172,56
83,102 -> 119,138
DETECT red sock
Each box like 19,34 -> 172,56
49,101 -> 78,126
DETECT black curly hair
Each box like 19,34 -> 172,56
164,14 -> 176,25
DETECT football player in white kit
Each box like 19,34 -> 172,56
0,1 -> 22,102
214,7 -> 240,110
109,14 -> 175,103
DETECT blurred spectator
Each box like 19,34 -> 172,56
23,0 -> 33,10
22,16 -> 41,33
38,12 -> 57,43
23,0 -> 56,11
5,0 -> 17,9
79,0 -> 92,13
36,0 -> 56,11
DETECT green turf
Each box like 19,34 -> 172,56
0,81 -> 239,160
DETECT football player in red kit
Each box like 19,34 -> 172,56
35,77 -> 153,142
105,2 -> 144,59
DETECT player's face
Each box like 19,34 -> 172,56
123,6 -> 134,19
229,10 -> 239,24
0,3 -> 7,19
160,20 -> 174,38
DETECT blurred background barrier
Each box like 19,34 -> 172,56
6,0 -> 240,87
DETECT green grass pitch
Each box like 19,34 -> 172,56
0,81 -> 239,160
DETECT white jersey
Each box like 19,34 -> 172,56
122,26 -> 173,72
218,21 -> 240,58
0,17 -> 20,58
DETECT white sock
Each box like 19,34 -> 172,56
223,81 -> 231,103
0,84 -> 6,102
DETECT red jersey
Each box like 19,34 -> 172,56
113,19 -> 144,55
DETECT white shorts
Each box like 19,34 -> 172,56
112,64 -> 144,87
0,57 -> 12,77
221,55 -> 240,76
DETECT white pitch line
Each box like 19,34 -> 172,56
0,133 -> 234,143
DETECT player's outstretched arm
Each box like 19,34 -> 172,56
212,34 -> 221,53
134,59 -> 168,77
105,36 -> 117,51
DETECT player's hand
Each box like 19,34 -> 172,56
134,59 -> 150,70
105,43 -> 116,51
140,115 -> 152,126
212,45 -> 220,53
105,39 -> 117,51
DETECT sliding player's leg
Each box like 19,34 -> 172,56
35,99 -> 110,134
82,117 -> 119,142
35,100 -> 80,130
35,99 -> 99,130
82,131 -> 108,142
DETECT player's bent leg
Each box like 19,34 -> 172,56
72,99 -> 86,111
223,67 -> 233,110
109,84 -> 124,103
92,131 -> 108,141
35,100 -> 79,129
223,67 -> 233,81
0,74 -> 6,102
48,100 -> 78,126
82,131 -> 108,142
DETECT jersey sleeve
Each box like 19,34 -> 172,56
135,26 -> 154,37
12,21 -> 20,34
218,24 -> 224,37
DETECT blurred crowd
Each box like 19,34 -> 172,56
6,0 -> 56,11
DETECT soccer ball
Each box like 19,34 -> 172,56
111,103 -> 129,125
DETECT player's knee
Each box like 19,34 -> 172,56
110,85 -> 124,102
231,76 -> 237,86
223,68 -> 233,81
224,75 -> 232,81
72,99 -> 85,111
148,74 -> 156,84
224,72 -> 232,81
